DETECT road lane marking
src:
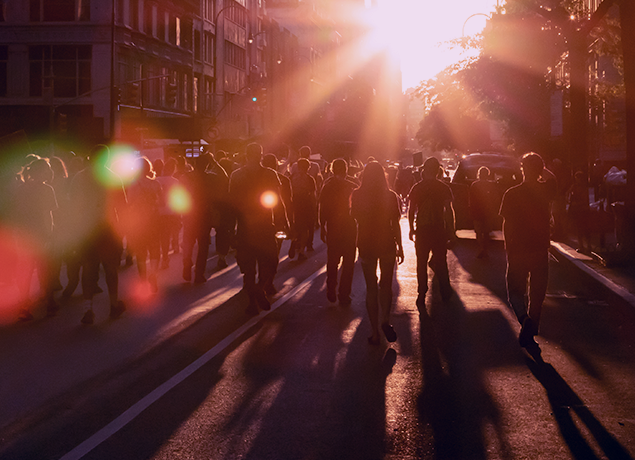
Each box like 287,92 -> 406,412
60,265 -> 327,460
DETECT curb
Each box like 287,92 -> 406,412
550,241 -> 635,310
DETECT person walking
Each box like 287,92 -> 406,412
126,157 -> 163,292
13,158 -> 59,320
499,152 -> 557,355
179,153 -> 221,284
319,158 -> 358,305
70,145 -> 127,324
229,143 -> 288,314
351,161 -> 404,345
408,157 -> 456,308
289,158 -> 317,261
469,166 -> 499,259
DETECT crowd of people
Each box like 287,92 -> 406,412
1,142 -> 561,353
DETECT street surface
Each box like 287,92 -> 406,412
1,220 -> 635,459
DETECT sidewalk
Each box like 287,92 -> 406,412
550,239 -> 635,310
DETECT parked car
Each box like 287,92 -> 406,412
450,153 -> 522,230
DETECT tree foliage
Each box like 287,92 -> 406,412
414,0 -> 622,156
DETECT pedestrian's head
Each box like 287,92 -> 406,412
331,158 -> 348,178
521,152 -> 544,181
246,143 -> 263,165
299,145 -> 311,159
153,158 -> 164,176
24,158 -> 53,183
194,153 -> 211,171
360,161 -> 388,190
164,157 -> 177,176
137,156 -> 155,179
574,170 -> 586,184
477,166 -> 490,181
87,144 -> 110,165
262,153 -> 278,170
422,157 -> 441,179
297,158 -> 310,174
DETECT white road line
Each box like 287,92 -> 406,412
59,265 -> 327,460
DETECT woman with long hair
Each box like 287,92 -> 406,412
351,161 -> 404,345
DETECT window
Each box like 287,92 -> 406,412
29,45 -> 91,98
224,41 -> 245,69
30,0 -> 90,21
181,18 -> 192,50
223,0 -> 245,27
204,77 -> 213,113
130,0 -> 139,30
157,8 -> 165,41
194,30 -> 201,61
203,0 -> 214,21
168,14 -> 178,45
143,1 -> 153,35
204,32 -> 214,64
0,46 -> 7,97
0,1 -> 6,22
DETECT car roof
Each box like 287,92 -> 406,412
458,153 -> 520,168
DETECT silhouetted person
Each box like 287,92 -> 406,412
180,153 -> 220,283
229,143 -> 288,314
126,157 -> 162,292
408,157 -> 456,308
262,153 -> 292,256
70,145 -> 127,324
289,146 -> 322,250
567,170 -> 591,253
500,152 -> 556,355
290,158 -> 317,261
49,156 -> 70,291
351,161 -> 404,345
156,158 -> 181,268
206,153 -> 231,269
469,166 -> 498,259
319,158 -> 358,305
13,158 -> 59,320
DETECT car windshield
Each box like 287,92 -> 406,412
451,154 -> 521,184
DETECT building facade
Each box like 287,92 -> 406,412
0,0 -> 300,155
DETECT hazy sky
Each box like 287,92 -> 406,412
369,0 -> 499,90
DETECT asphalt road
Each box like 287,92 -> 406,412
2,224 -> 635,460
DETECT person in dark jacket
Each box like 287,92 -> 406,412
319,158 -> 358,305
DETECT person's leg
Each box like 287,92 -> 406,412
528,251 -> 549,332
360,255 -> 380,343
338,241 -> 356,304
181,224 -> 195,281
236,242 -> 258,312
325,244 -> 340,302
430,236 -> 452,301
378,253 -> 396,325
101,232 -> 122,311
194,226 -> 211,282
256,237 -> 278,305
506,252 -> 530,324
414,235 -> 431,305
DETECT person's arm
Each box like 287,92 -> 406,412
392,194 -> 404,264
444,190 -> 456,244
408,187 -> 416,241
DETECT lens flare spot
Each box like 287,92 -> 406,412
260,191 -> 278,209
169,185 -> 192,214
106,147 -> 140,186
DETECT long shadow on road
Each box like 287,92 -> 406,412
417,287 -> 517,460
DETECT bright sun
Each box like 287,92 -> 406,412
363,0 -> 498,89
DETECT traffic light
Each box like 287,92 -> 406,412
259,87 -> 267,107
124,82 -> 140,105
166,83 -> 178,107
114,86 -> 122,106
